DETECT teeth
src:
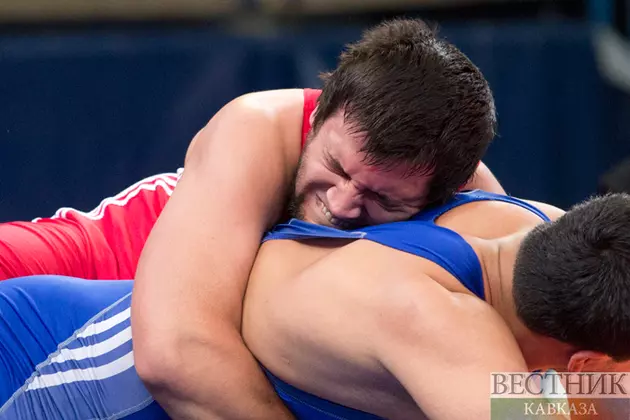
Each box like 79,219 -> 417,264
320,202 -> 336,226
319,198 -> 351,229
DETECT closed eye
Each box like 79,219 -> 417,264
324,150 -> 351,179
373,193 -> 403,212
379,202 -> 403,212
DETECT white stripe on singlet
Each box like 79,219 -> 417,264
32,171 -> 181,222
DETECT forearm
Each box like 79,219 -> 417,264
133,190 -> 290,419
132,98 -> 298,419
462,161 -> 505,194
143,326 -> 293,420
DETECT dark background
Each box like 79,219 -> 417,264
2,0 -> 630,221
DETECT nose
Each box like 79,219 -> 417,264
326,181 -> 363,220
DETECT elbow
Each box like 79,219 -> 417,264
133,323 -> 242,391
131,311 -> 180,389
134,334 -> 184,392
132,321 -> 198,391
134,335 -> 204,400
134,340 -> 197,417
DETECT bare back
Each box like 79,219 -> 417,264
242,198 -> 563,419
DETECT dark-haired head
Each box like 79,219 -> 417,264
514,194 -> 630,361
290,18 -> 497,228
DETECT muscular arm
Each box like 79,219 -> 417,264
374,280 -> 529,420
132,91 -> 302,419
463,161 -> 506,194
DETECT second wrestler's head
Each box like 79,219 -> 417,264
288,18 -> 497,229
513,193 -> 630,371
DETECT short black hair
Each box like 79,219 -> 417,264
513,194 -> 630,361
313,18 -> 497,205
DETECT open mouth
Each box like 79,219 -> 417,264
317,196 -> 350,229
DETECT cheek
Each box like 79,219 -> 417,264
296,161 -> 335,193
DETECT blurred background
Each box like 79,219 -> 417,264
1,0 -> 629,221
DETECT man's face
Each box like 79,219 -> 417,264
288,111 -> 432,229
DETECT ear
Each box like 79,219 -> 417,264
568,350 -> 611,372
309,105 -> 318,126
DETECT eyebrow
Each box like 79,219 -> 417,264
325,148 -> 425,207
324,149 -> 349,178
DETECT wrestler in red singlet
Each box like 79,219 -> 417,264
0,89 -> 321,280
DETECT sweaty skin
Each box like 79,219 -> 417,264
242,198 -> 565,420
133,89 -> 505,419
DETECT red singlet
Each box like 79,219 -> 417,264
0,89 -> 322,280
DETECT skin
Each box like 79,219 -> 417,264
132,89 -> 506,419
241,197 -> 601,420
290,111 -> 431,228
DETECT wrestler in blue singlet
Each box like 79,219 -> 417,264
260,190 -> 550,419
0,191 -> 549,419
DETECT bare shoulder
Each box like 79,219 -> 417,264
211,89 -> 305,136
186,89 -> 305,168
225,89 -> 305,159
437,198 -> 549,239
375,277 -> 520,353
234,89 -> 306,123
198,89 -> 305,136
522,199 -> 565,221
372,275 -> 527,420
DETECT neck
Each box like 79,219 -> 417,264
480,232 -> 574,372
